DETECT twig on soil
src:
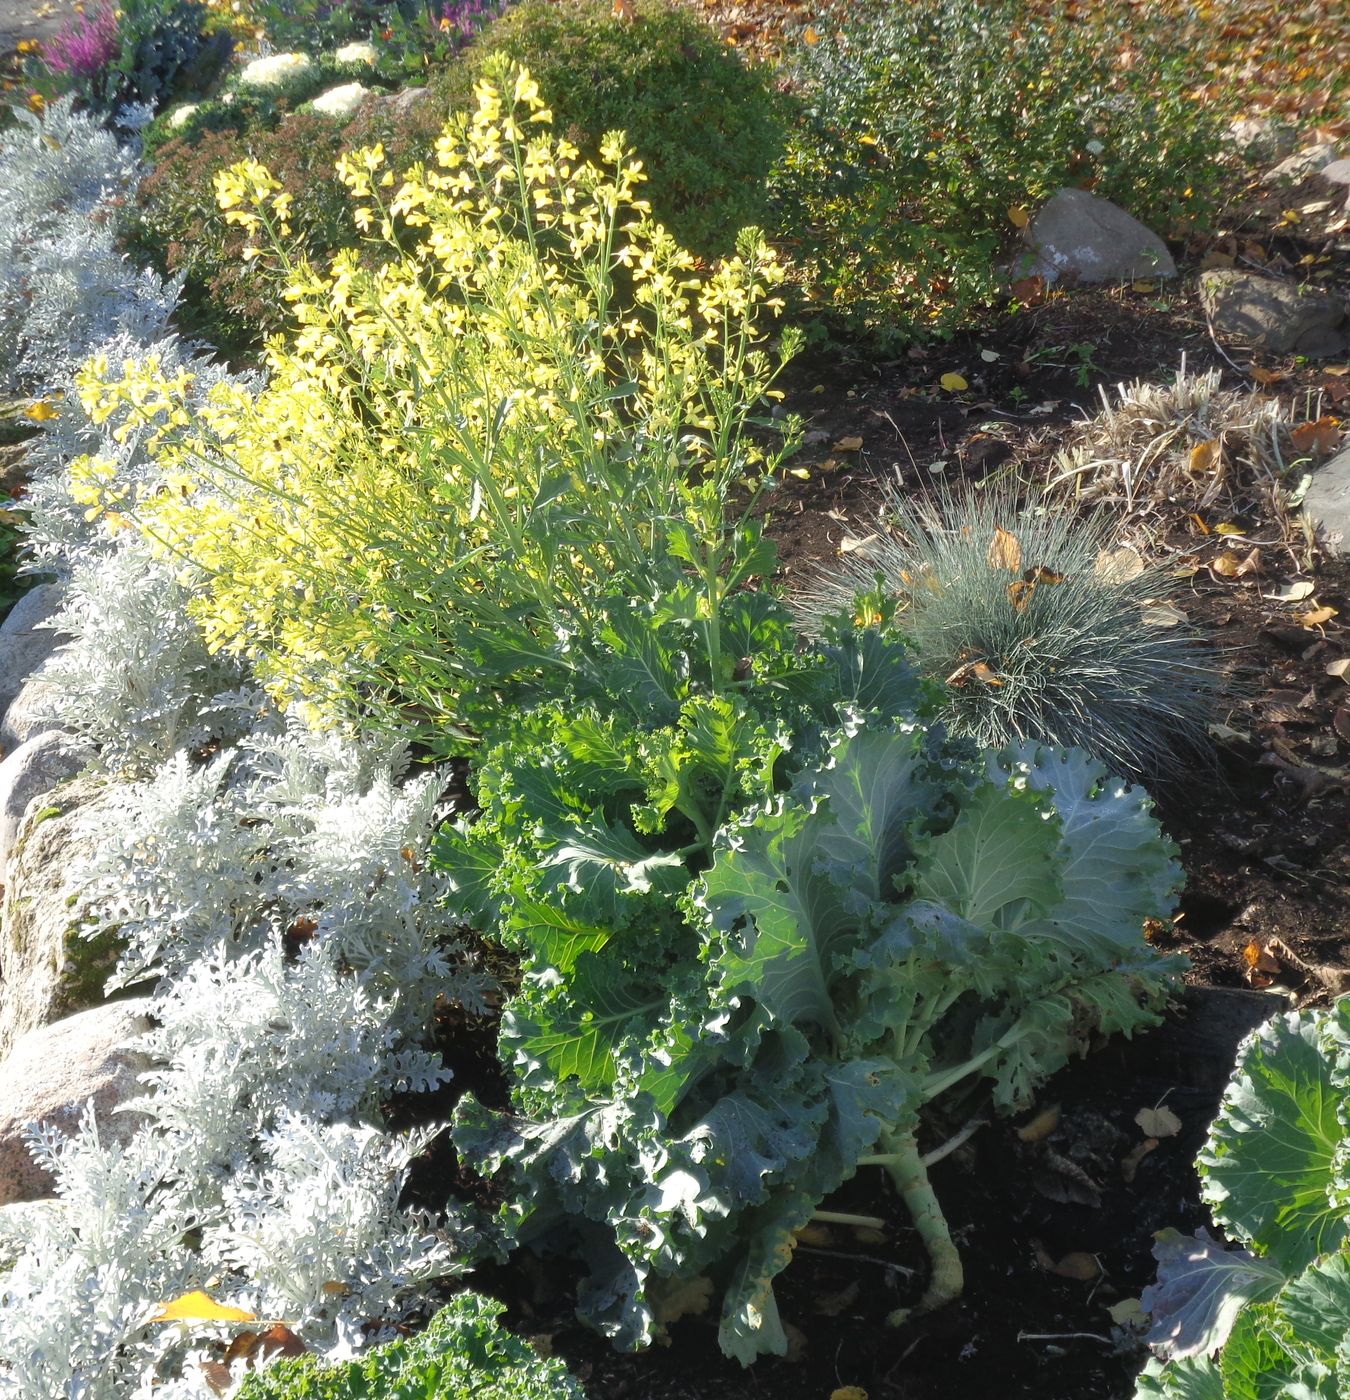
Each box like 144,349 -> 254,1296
1017,1331 -> 1115,1345
795,1245 -> 916,1277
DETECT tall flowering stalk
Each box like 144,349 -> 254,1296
70,63 -> 801,747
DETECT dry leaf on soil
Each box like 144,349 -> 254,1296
1033,1241 -> 1101,1281
832,435 -> 863,453
1210,548 -> 1262,579
1017,1104 -> 1061,1142
1108,1298 -> 1148,1327
1120,1138 -> 1159,1184
940,372 -> 969,392
1329,658 -> 1350,680
1141,602 -> 1188,626
1290,417 -> 1341,455
830,1388 -> 869,1400
1188,439 -> 1221,474
1095,546 -> 1145,582
839,534 -> 877,555
1134,1105 -> 1182,1139
1269,579 -> 1316,602
1298,605 -> 1339,628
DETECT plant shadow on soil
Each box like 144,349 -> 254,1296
394,239 -> 1350,1399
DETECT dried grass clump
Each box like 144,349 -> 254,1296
795,483 -> 1222,786
1047,362 -> 1316,542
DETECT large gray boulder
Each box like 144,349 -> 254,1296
0,773 -> 119,1062
0,998 -> 152,1205
0,674 -> 64,755
0,585 -> 66,743
0,731 -> 94,871
1303,446 -> 1350,557
1025,188 -> 1176,285
1199,270 -> 1347,357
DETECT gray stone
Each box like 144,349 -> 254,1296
1319,159 -> 1350,211
1198,270 -> 1347,357
0,731 -> 94,871
1265,142 -> 1339,183
0,999 -> 152,1205
1226,117 -> 1297,164
1025,189 -> 1176,286
0,773 -> 119,1063
0,584 -> 65,741
0,676 -> 64,755
1303,446 -> 1350,557
378,86 -> 429,118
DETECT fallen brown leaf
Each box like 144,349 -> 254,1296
1120,1138 -> 1159,1184
1290,417 -> 1341,456
1017,1104 -> 1061,1143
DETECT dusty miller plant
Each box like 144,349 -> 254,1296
0,99 -> 179,393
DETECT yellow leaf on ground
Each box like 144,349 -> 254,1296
1326,658 -> 1350,681
1298,605 -> 1338,628
152,1291 -> 257,1325
831,1389 -> 869,1400
803,25 -> 820,43
831,435 -> 863,453
1008,205 -> 1030,229
1188,439 -> 1221,474
1131,280 -> 1156,293
939,372 -> 968,392
1094,546 -> 1145,582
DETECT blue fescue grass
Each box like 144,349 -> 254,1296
796,483 -> 1223,786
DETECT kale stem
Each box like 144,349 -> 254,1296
880,1126 -> 964,1325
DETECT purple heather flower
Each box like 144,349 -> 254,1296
43,0 -> 121,79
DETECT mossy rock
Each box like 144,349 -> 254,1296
0,774 -> 123,1062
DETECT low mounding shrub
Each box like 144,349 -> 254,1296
794,485 -> 1220,784
1135,998 -> 1350,1398
236,1292 -> 588,1398
130,115 -> 355,352
778,0 -> 1226,341
439,0 -> 787,255
80,66 -> 800,744
130,0 -> 785,352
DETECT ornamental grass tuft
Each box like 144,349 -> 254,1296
795,484 -> 1222,785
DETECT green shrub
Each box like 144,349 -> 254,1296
434,0 -> 788,255
236,1292 -> 588,1397
130,79 -> 454,352
778,0 -> 1227,341
793,484 -> 1220,785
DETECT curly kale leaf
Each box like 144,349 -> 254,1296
235,1291 -> 587,1398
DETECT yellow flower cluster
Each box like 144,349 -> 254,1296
75,64 -> 799,734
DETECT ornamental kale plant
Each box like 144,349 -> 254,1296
236,1291 -> 586,1399
1135,999 -> 1350,1400
442,577 -> 1184,1363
